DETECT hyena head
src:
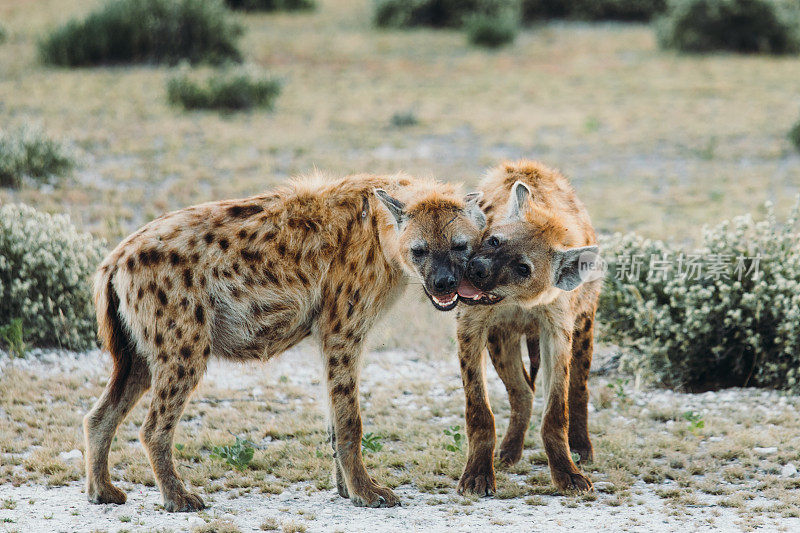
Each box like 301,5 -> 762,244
374,185 -> 485,311
459,181 -> 598,308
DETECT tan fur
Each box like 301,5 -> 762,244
84,171 -> 483,511
456,160 -> 601,495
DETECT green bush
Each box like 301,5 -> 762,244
523,0 -> 666,22
656,0 -> 800,54
224,0 -> 315,11
0,126 -> 75,188
789,117 -> 800,152
167,67 -> 282,111
374,0 -> 514,28
0,25 -> 7,44
0,204 -> 105,351
466,12 -> 519,47
598,198 -> 800,391
39,0 -> 243,67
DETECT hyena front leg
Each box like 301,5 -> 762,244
328,421 -> 349,498
85,351 -> 151,505
456,321 -> 496,496
140,358 -> 206,512
539,313 -> 592,493
486,330 -> 532,467
568,311 -> 595,464
322,334 -> 398,508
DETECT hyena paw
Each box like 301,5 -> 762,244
163,491 -> 206,512
88,483 -> 127,505
349,483 -> 399,508
552,469 -> 593,493
497,442 -> 524,467
457,467 -> 496,496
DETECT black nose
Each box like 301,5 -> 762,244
468,257 -> 491,281
433,273 -> 457,293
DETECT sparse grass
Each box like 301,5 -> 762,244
225,0 -> 315,11
167,67 -> 282,111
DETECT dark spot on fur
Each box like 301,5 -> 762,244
137,287 -> 144,300
155,333 -> 163,346
195,305 -> 205,325
581,338 -> 591,352
183,269 -> 193,288
238,229 -> 247,239
227,204 -> 263,218
159,405 -> 166,415
177,365 -> 186,379
219,238 -> 229,251
156,308 -> 163,318
341,354 -> 350,367
169,385 -> 178,397
204,232 -> 215,245
203,345 -> 210,357
157,289 -> 168,306
467,368 -> 475,382
241,249 -> 261,263
170,251 -> 182,266
127,257 -> 135,270
277,243 -> 286,256
180,346 -> 192,359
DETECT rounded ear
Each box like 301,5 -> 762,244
552,245 -> 600,292
374,188 -> 406,230
463,191 -> 485,230
506,181 -> 531,221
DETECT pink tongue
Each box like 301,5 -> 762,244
457,279 -> 484,298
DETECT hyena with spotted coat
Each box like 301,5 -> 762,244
453,160 -> 601,495
85,172 -> 485,511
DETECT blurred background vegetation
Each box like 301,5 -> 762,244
1,0 -> 800,390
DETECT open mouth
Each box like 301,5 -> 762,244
424,289 -> 459,311
456,279 -> 503,306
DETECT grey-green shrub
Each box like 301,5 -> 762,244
598,198 -> 800,391
0,204 -> 105,350
656,0 -> 800,54
0,126 -> 75,188
789,117 -> 800,151
39,0 -> 243,67
0,25 -> 7,44
167,68 -> 282,111
373,0 -> 515,28
224,0 -> 315,11
523,0 -> 666,22
466,12 -> 519,47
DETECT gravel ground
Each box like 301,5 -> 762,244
2,347 -> 799,532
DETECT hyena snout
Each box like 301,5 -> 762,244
431,267 -> 457,294
466,256 -> 492,285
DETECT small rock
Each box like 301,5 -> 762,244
754,446 -> 778,455
252,387 -> 264,397
781,463 -> 797,477
587,403 -> 596,413
708,436 -> 723,442
188,516 -> 205,528
59,449 -> 82,462
593,482 -> 614,493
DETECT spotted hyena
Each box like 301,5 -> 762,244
452,160 -> 601,495
85,172 -> 485,511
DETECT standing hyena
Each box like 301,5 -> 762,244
452,160 -> 601,495
85,172 -> 485,511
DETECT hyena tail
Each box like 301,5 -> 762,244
94,267 -> 136,403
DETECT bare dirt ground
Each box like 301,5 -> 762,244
2,343 -> 800,532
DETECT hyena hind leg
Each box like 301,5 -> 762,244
140,365 -> 205,512
568,312 -> 595,464
84,353 -> 151,505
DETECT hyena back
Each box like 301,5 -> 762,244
453,160 -> 601,495
85,172 -> 484,511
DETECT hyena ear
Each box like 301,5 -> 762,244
374,189 -> 406,231
463,191 -> 486,230
506,181 -> 531,221
552,245 -> 599,292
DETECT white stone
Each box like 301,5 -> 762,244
252,386 -> 264,397
188,516 -> 205,529
753,447 -> 778,455
781,463 -> 797,477
59,449 -> 82,462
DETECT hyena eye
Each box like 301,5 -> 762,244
451,241 -> 468,252
516,263 -> 531,277
411,246 -> 429,258
488,236 -> 501,248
